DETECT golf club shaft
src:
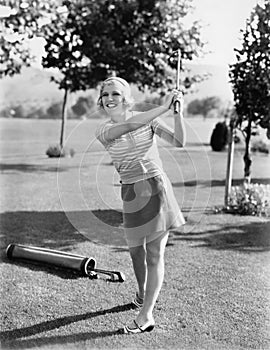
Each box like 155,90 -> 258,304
174,48 -> 181,114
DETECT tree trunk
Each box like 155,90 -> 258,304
60,87 -> 68,149
243,116 -> 252,184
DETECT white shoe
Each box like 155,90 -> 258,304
132,292 -> 143,308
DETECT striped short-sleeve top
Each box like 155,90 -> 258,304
95,118 -> 165,184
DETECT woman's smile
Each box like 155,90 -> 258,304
106,102 -> 118,109
104,100 -> 122,115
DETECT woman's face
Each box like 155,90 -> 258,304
101,82 -> 126,117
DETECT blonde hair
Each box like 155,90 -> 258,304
97,77 -> 134,109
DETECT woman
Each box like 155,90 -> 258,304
95,77 -> 186,334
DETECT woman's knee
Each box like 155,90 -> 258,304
146,249 -> 162,266
146,233 -> 168,266
146,243 -> 164,266
129,245 -> 146,261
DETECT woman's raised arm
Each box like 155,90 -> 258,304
154,93 -> 186,147
102,97 -> 174,142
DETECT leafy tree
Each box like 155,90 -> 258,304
41,4 -> 93,146
0,0 -> 82,149
187,99 -> 202,116
229,0 -> 270,181
187,96 -> 222,118
201,96 -> 222,118
0,0 -> 57,77
0,1 -> 72,150
47,101 -> 62,119
71,96 -> 95,117
42,0 -> 205,147
42,0 -> 206,93
70,0 -> 205,91
2,0 -> 205,150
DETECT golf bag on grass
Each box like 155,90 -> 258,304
6,243 -> 125,282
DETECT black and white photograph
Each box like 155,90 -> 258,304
0,0 -> 269,349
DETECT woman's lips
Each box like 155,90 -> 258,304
106,103 -> 117,108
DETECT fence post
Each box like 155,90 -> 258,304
224,117 -> 236,207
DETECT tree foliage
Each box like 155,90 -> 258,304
229,0 -> 270,179
41,2 -> 91,92
1,0 -> 205,149
0,0 -> 57,77
42,0 -> 205,92
229,1 -> 270,131
1,0 -> 206,99
41,0 -> 205,147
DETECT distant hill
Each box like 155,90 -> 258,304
0,63 -> 233,112
0,67 -> 86,110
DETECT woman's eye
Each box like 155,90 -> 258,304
101,93 -> 108,97
113,92 -> 121,96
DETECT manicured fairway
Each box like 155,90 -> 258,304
0,117 -> 269,350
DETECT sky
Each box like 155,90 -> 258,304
190,0 -> 259,66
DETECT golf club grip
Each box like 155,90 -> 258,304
174,100 -> 180,114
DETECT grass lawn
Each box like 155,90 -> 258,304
0,117 -> 270,350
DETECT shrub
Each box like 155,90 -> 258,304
1,102 -> 60,119
27,107 -> 47,119
187,96 -> 223,118
46,145 -> 75,158
187,98 -> 202,116
251,139 -> 269,154
71,95 -> 95,117
226,183 -> 270,217
210,121 -> 228,151
46,102 -> 62,119
0,105 -> 26,118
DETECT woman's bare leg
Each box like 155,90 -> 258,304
129,244 -> 147,299
136,232 -> 169,325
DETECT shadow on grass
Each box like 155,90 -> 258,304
172,177 -> 270,188
0,210 -> 124,251
0,163 -> 67,173
173,220 -> 270,252
1,258 -> 89,280
0,303 -> 132,348
0,162 -> 91,173
92,209 -> 123,227
185,142 -> 210,147
0,211 -> 86,254
0,210 -> 126,277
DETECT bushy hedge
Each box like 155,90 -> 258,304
210,121 -> 228,151
251,139 -> 269,154
226,183 -> 270,217
46,145 -> 75,158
